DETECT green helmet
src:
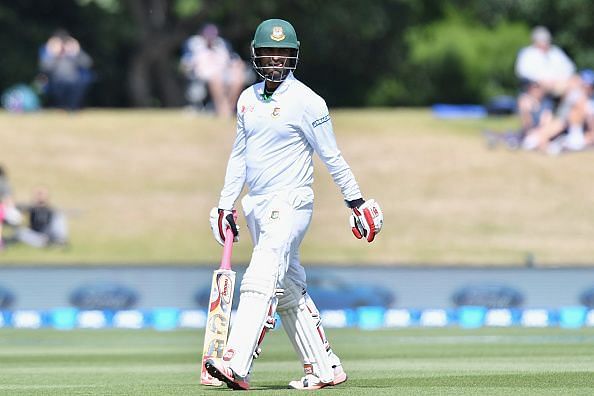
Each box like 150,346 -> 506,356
251,19 -> 300,82
252,18 -> 300,49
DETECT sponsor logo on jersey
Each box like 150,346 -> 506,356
270,26 -> 285,41
272,107 -> 280,117
241,104 -> 255,113
271,210 -> 279,219
312,114 -> 330,128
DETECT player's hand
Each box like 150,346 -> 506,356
348,199 -> 383,242
209,207 -> 239,246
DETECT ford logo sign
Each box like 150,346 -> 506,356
70,282 -> 138,310
579,287 -> 594,308
452,284 -> 523,308
0,285 -> 14,309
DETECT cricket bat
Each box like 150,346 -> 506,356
200,225 -> 236,386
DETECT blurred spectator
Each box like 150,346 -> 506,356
518,80 -> 554,132
0,166 -> 23,250
515,26 -> 576,99
39,29 -> 93,111
16,186 -> 69,248
483,80 -> 554,150
513,79 -> 554,148
583,70 -> 594,146
522,70 -> 594,155
488,28 -> 581,153
1,84 -> 41,113
180,23 -> 249,117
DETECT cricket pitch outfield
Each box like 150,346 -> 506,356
1,327 -> 593,395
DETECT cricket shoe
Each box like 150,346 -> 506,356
288,365 -> 347,390
204,359 -> 250,390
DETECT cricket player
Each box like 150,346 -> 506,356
206,18 -> 383,390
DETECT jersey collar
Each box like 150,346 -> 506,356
274,72 -> 296,95
256,72 -> 296,101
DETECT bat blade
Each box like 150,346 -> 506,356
200,227 -> 236,386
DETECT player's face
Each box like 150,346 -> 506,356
254,47 -> 296,81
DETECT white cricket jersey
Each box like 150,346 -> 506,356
218,73 -> 362,210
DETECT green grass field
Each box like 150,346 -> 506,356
1,327 -> 593,395
2,109 -> 594,265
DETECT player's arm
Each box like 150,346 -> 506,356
301,98 -> 360,199
210,112 -> 246,245
302,98 -> 383,242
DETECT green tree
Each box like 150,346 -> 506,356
403,9 -> 528,103
1,0 -> 593,107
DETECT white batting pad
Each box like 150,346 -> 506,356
224,248 -> 280,377
225,291 -> 275,377
277,279 -> 340,383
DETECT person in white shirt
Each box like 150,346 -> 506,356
205,19 -> 383,391
515,26 -> 575,97
181,24 -> 246,117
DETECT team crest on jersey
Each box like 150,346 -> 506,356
271,210 -> 279,219
270,26 -> 285,41
272,107 -> 280,117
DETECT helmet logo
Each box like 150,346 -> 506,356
270,26 -> 285,41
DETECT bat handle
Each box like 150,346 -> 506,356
220,227 -> 234,270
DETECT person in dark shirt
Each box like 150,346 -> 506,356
39,29 -> 93,110
30,197 -> 53,234
17,187 -> 68,248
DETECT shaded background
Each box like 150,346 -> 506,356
2,0 -> 594,108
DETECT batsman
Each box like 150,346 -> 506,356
206,18 -> 383,390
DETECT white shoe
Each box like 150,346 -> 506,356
288,365 -> 347,390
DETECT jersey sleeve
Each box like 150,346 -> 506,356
218,111 -> 247,210
301,95 -> 362,201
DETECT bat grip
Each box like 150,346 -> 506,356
220,227 -> 234,270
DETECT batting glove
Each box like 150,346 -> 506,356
348,199 -> 383,242
209,207 -> 239,246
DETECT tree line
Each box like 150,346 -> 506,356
1,0 -> 593,108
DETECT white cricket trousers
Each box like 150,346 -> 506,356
223,186 -> 313,376
242,186 -> 313,292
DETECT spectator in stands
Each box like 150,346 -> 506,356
16,186 -> 69,248
522,70 -> 594,155
180,23 -> 247,117
583,70 -> 594,146
0,165 -> 23,250
484,27 -> 576,152
483,79 -> 554,150
516,79 -> 554,146
39,29 -> 93,111
515,26 -> 575,99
